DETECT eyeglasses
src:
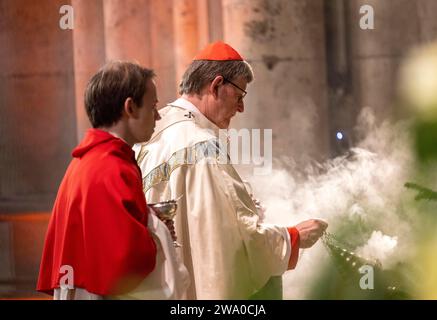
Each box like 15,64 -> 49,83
223,77 -> 247,99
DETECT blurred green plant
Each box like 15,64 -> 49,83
404,182 -> 437,201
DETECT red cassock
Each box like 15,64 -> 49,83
37,129 -> 157,296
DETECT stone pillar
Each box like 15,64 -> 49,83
0,221 -> 14,296
197,0 -> 210,46
347,0 -> 420,123
416,0 -> 437,44
222,0 -> 330,163
324,0 -> 356,156
103,0 -> 152,66
347,0 -> 437,124
149,0 -> 177,106
72,0 -> 106,140
173,0 -> 201,90
0,0 -> 75,297
172,0 -> 221,95
0,0 -> 76,212
207,0 -> 224,42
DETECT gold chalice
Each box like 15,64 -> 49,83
148,196 -> 183,248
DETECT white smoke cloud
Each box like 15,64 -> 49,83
355,231 -> 398,270
243,107 -> 417,299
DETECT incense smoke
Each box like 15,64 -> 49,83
244,107 -> 417,299
355,231 -> 398,269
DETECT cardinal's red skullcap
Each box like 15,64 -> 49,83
193,41 -> 244,61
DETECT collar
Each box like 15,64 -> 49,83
170,98 -> 221,136
72,129 -> 135,162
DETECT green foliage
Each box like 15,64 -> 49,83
404,182 -> 437,201
414,120 -> 437,163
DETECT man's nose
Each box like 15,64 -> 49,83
154,108 -> 161,121
237,101 -> 244,113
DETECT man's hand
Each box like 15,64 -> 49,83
294,219 -> 328,248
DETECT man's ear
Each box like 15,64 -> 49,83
123,97 -> 138,119
209,76 -> 224,99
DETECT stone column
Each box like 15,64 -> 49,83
12,215 -> 50,297
0,0 -> 76,297
207,0 -> 224,42
416,0 -> 437,44
222,0 -> 330,163
347,0 -> 421,123
172,0 -> 221,95
149,0 -> 177,106
0,221 -> 14,296
173,0 -> 201,90
103,0 -> 152,66
72,0 -> 106,140
0,0 -> 76,212
347,0 -> 437,124
324,0 -> 356,156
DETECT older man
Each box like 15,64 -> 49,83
135,42 -> 327,299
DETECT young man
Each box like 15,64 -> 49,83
135,42 -> 328,299
37,61 -> 187,299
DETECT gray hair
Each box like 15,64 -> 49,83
179,60 -> 254,95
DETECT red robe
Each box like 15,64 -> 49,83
37,129 -> 157,296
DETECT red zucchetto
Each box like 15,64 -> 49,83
193,41 -> 244,61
